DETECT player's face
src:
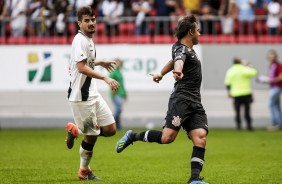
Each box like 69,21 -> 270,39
192,23 -> 200,45
78,15 -> 96,37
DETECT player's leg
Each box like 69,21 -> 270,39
69,98 -> 102,180
116,96 -> 182,153
116,127 -> 178,153
234,97 -> 242,130
96,95 -> 117,137
100,123 -> 116,137
185,111 -> 208,184
78,135 -> 101,180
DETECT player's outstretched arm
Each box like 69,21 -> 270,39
95,60 -> 116,72
150,59 -> 173,83
76,60 -> 119,90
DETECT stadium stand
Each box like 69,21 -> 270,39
0,15 -> 282,45
0,0 -> 281,45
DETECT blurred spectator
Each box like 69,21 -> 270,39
52,0 -> 72,35
75,0 -> 94,9
203,0 -> 222,14
132,0 -> 151,35
224,58 -> 258,131
6,0 -> 28,37
109,58 -> 127,131
258,50 -> 282,130
27,0 -> 41,36
199,3 -> 217,34
0,0 -> 7,36
70,0 -> 93,18
153,0 -> 179,35
37,0 -> 53,36
182,0 -> 201,15
123,0 -> 134,16
265,0 -> 281,35
218,0 -> 236,34
102,0 -> 124,36
234,0 -> 257,34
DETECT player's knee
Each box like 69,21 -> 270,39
194,134 -> 206,147
106,129 -> 116,136
161,135 -> 175,144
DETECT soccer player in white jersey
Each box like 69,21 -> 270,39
65,6 -> 120,180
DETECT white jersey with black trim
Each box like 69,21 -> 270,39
68,31 -> 99,101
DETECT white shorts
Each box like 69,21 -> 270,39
69,95 -> 115,135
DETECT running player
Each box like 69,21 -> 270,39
116,15 -> 209,184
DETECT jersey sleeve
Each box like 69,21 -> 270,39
172,45 -> 187,63
72,38 -> 88,64
224,70 -> 231,86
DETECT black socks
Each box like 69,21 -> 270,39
190,146 -> 205,180
131,130 -> 163,144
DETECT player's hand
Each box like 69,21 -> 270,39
149,73 -> 163,83
101,61 -> 116,72
173,71 -> 183,81
104,77 -> 120,91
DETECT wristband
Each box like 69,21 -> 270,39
159,73 -> 163,78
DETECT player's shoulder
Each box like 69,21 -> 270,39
72,32 -> 91,45
172,41 -> 186,53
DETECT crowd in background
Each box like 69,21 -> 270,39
0,0 -> 281,38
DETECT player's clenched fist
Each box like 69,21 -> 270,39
150,73 -> 163,83
173,71 -> 183,81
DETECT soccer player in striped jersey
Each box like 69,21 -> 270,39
65,6 -> 120,181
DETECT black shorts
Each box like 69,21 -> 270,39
164,97 -> 208,135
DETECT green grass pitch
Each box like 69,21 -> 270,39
0,128 -> 281,184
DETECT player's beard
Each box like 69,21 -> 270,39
88,26 -> 95,34
192,36 -> 198,45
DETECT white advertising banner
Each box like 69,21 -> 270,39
0,44 -> 202,91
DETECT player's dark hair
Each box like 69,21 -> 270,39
77,6 -> 94,21
174,15 -> 197,40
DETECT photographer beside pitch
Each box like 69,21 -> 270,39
65,6 -> 120,180
116,15 -> 209,184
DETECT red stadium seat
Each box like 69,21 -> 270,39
111,35 -> 129,43
152,35 -> 174,44
94,35 -> 110,44
236,35 -> 257,43
68,23 -> 78,36
199,35 -> 214,43
0,37 -> 6,44
28,36 -> 47,44
47,36 -> 68,44
7,36 -> 27,44
215,35 -> 236,43
130,35 -> 151,44
119,23 -> 135,35
96,23 -> 105,35
254,21 -> 267,35
257,35 -> 282,43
